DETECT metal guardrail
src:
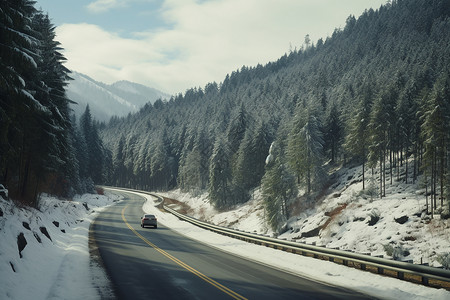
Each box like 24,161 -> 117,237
103,186 -> 450,289
162,203 -> 450,288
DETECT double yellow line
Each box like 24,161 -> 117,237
121,205 -> 247,300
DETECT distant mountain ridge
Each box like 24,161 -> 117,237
67,72 -> 170,122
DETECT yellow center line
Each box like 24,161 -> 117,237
121,205 -> 248,300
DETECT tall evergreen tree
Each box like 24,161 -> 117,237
421,72 -> 450,215
227,102 -> 250,154
288,106 -> 325,194
262,142 -> 297,231
209,136 -> 233,209
324,102 -> 342,163
368,86 -> 397,197
344,82 -> 373,189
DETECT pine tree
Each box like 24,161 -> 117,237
288,106 -> 325,194
193,127 -> 211,190
287,101 -> 308,184
1,2 -> 76,202
261,142 -> 297,231
0,0 -> 39,201
79,105 -> 109,187
421,72 -> 450,216
251,121 -> 271,185
344,82 -> 372,189
368,86 -> 397,198
324,102 -> 342,163
30,11 -> 74,197
227,103 -> 250,154
208,136 -> 233,209
234,121 -> 271,193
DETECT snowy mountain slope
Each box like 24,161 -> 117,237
67,72 -> 170,122
160,161 -> 450,270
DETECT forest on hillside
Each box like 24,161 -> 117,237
2,0 -> 449,231
101,0 -> 450,230
0,0 -> 109,205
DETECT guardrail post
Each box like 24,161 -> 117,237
377,267 -> 384,274
397,271 -> 404,280
422,276 -> 429,286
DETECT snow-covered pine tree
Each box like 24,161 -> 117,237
344,82 -> 373,190
208,136 -> 233,209
261,142 -> 297,231
420,72 -> 450,215
288,105 -> 325,195
368,86 -> 397,198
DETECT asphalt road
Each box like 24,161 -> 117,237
91,189 -> 376,300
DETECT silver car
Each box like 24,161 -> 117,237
141,214 -> 157,228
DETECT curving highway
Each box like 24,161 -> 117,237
91,189 -> 376,299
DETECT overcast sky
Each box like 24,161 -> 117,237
36,0 -> 387,95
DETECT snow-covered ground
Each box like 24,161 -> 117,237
1,160 -> 450,300
160,163 -> 450,268
142,191 -> 450,300
0,193 -> 119,300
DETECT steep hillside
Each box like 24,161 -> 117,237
68,72 -> 170,122
101,0 -> 450,231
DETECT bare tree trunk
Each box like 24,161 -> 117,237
383,149 -> 386,197
379,153 -> 383,199
389,150 -> 393,185
425,173 -> 429,215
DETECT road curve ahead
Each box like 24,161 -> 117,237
92,190 -> 376,300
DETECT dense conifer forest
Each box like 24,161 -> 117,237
2,0 -> 450,230
0,0 -> 109,205
101,0 -> 450,230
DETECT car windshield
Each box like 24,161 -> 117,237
145,215 -> 155,218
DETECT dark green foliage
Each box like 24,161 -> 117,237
261,143 -> 297,231
420,72 -> 450,215
0,1 -> 108,203
101,0 -> 450,214
0,1 -> 78,203
208,136 -> 233,209
288,105 -> 325,194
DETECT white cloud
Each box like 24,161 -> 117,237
58,0 -> 386,94
86,0 -> 126,14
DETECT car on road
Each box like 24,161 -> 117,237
141,214 -> 157,228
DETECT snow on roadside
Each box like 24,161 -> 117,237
160,163 -> 450,268
140,191 -> 450,300
0,193 -> 120,300
161,188 -> 272,235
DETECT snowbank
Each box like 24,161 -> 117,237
141,192 -> 450,300
0,193 -> 120,300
